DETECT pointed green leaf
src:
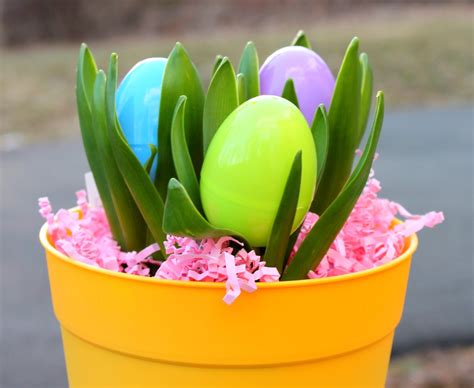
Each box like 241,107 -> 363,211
106,53 -> 166,256
284,224 -> 302,268
237,73 -> 246,105
282,92 -> 384,280
203,57 -> 238,153
91,70 -> 135,248
281,78 -> 299,108
357,52 -> 373,146
264,151 -> 302,273
212,55 -> 224,76
144,145 -> 157,174
171,95 -> 202,211
238,41 -> 259,101
314,37 -> 361,215
76,45 -> 126,247
156,43 -> 205,198
291,30 -> 312,49
77,43 -> 97,105
163,178 -> 247,243
310,105 -> 329,197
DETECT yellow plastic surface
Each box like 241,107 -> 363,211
40,220 -> 417,387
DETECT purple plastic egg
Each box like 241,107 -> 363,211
259,46 -> 335,124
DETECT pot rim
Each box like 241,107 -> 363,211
39,217 -> 418,290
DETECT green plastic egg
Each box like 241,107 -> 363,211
200,95 -> 317,247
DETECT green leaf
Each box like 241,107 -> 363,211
282,92 -> 384,280
281,78 -> 299,108
156,43 -> 205,198
105,53 -> 166,256
171,95 -> 202,211
356,52 -> 373,147
77,43 -> 97,105
238,41 -> 259,101
291,30 -> 312,49
310,105 -> 329,200
76,44 -> 126,247
314,37 -> 361,215
237,73 -> 246,105
91,70 -> 139,249
212,55 -> 224,76
203,57 -> 238,154
264,151 -> 302,273
163,178 -> 247,243
144,145 -> 157,174
284,224 -> 302,267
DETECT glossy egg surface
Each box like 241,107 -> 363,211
200,95 -> 317,247
259,46 -> 335,124
116,57 -> 167,178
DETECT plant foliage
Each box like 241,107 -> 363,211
76,31 -> 380,279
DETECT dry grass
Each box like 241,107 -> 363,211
1,5 -> 472,149
387,346 -> 474,388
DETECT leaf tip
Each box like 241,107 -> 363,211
168,177 -> 180,189
96,69 -> 106,81
317,103 -> 327,114
346,36 -> 360,55
245,41 -> 256,49
173,41 -> 189,57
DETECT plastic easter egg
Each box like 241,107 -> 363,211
259,46 -> 335,124
116,57 -> 167,179
200,95 -> 317,247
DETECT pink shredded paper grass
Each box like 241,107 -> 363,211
39,175 -> 443,304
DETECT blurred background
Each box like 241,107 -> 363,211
1,0 -> 473,387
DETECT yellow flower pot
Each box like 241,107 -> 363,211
40,221 -> 417,388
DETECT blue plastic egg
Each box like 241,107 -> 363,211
116,57 -> 167,179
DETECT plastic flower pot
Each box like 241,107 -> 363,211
40,219 -> 418,388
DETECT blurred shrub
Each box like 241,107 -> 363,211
1,0 -> 465,47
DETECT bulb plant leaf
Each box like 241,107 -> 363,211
314,37 -> 361,215
291,30 -> 312,49
203,57 -> 239,154
212,54 -> 224,75
264,151 -> 302,274
91,70 -> 140,250
237,73 -> 246,105
156,43 -> 205,198
281,78 -> 299,108
171,95 -> 202,212
310,105 -> 329,200
357,52 -> 373,147
282,92 -> 384,280
284,224 -> 302,269
163,178 -> 248,244
144,145 -> 157,175
105,53 -> 166,256
238,41 -> 259,101
77,43 -> 97,105
76,44 -> 126,248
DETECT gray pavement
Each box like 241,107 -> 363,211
1,106 -> 473,387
